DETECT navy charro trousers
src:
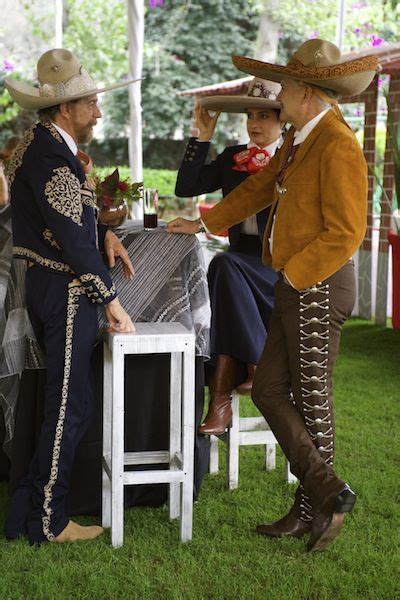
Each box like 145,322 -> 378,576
5,265 -> 98,543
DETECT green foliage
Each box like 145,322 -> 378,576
62,0 -> 400,157
384,0 -> 400,11
0,89 -> 19,127
101,0 -> 260,146
20,0 -> 55,45
94,166 -> 179,216
384,89 -> 400,207
2,0 -> 400,162
378,89 -> 400,227
63,0 -> 129,82
95,166 -> 177,197
92,168 -> 143,209
261,0 -> 400,61
142,167 -> 177,197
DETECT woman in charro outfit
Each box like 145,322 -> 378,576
175,78 -> 283,435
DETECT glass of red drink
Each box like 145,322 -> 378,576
143,188 -> 158,230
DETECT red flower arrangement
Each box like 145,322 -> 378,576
94,168 -> 143,209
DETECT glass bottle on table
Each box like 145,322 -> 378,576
143,188 -> 158,230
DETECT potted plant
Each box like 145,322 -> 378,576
94,168 -> 143,227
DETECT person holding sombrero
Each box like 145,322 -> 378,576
168,39 -> 378,552
175,78 -> 283,436
3,49 -> 137,544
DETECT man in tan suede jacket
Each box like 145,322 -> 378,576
168,39 -> 378,553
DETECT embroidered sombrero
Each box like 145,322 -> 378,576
200,78 -> 281,113
5,48 -> 140,110
232,39 -> 379,97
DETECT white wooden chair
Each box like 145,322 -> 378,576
102,323 -> 195,547
209,389 -> 297,490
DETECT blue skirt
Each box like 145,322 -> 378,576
207,235 -> 278,386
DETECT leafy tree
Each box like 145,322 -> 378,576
2,0 -> 400,157
63,0 -> 129,82
258,0 -> 400,61
101,0 -> 261,148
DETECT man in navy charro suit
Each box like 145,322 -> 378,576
4,49 -> 137,544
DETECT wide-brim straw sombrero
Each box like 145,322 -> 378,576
200,78 -> 281,113
5,48 -> 140,111
232,39 -> 379,97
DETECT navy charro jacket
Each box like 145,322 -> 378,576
175,137 -> 270,248
8,121 -> 116,305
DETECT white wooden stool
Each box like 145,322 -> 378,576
102,322 -> 195,547
209,390 -> 297,489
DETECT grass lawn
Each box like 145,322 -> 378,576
0,319 -> 398,599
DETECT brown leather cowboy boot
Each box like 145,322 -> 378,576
236,363 -> 257,395
256,486 -> 313,538
199,354 -> 237,435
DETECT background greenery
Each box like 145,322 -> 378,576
1,0 -> 400,161
0,319 -> 398,599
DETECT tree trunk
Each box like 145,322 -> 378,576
254,2 -> 280,62
236,2 -> 280,144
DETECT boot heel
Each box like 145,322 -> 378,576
334,488 -> 356,514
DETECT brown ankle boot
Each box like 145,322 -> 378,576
236,363 -> 257,395
199,355 -> 237,435
256,487 -> 313,538
256,511 -> 312,539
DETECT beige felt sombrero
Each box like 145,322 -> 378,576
5,48 -> 140,111
232,39 -> 379,97
200,78 -> 281,113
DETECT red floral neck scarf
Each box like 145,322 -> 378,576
232,147 -> 271,174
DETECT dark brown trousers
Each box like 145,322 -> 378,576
252,261 -> 356,516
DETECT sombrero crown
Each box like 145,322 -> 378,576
200,77 -> 280,113
5,48 -> 139,111
232,39 -> 379,97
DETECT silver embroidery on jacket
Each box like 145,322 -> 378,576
45,166 -> 83,225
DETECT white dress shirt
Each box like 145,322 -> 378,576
52,122 -> 78,156
292,108 -> 330,146
241,137 -> 282,235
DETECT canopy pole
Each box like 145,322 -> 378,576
127,0 -> 144,218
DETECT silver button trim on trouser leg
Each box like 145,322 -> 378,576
297,282 -> 335,522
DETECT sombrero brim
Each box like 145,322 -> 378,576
232,55 -> 378,96
5,77 -> 141,110
200,94 -> 280,113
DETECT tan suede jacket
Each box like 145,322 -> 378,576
202,110 -> 368,290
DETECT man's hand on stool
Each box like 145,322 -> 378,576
105,298 -> 135,333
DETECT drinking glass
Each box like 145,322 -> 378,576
143,188 -> 158,230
